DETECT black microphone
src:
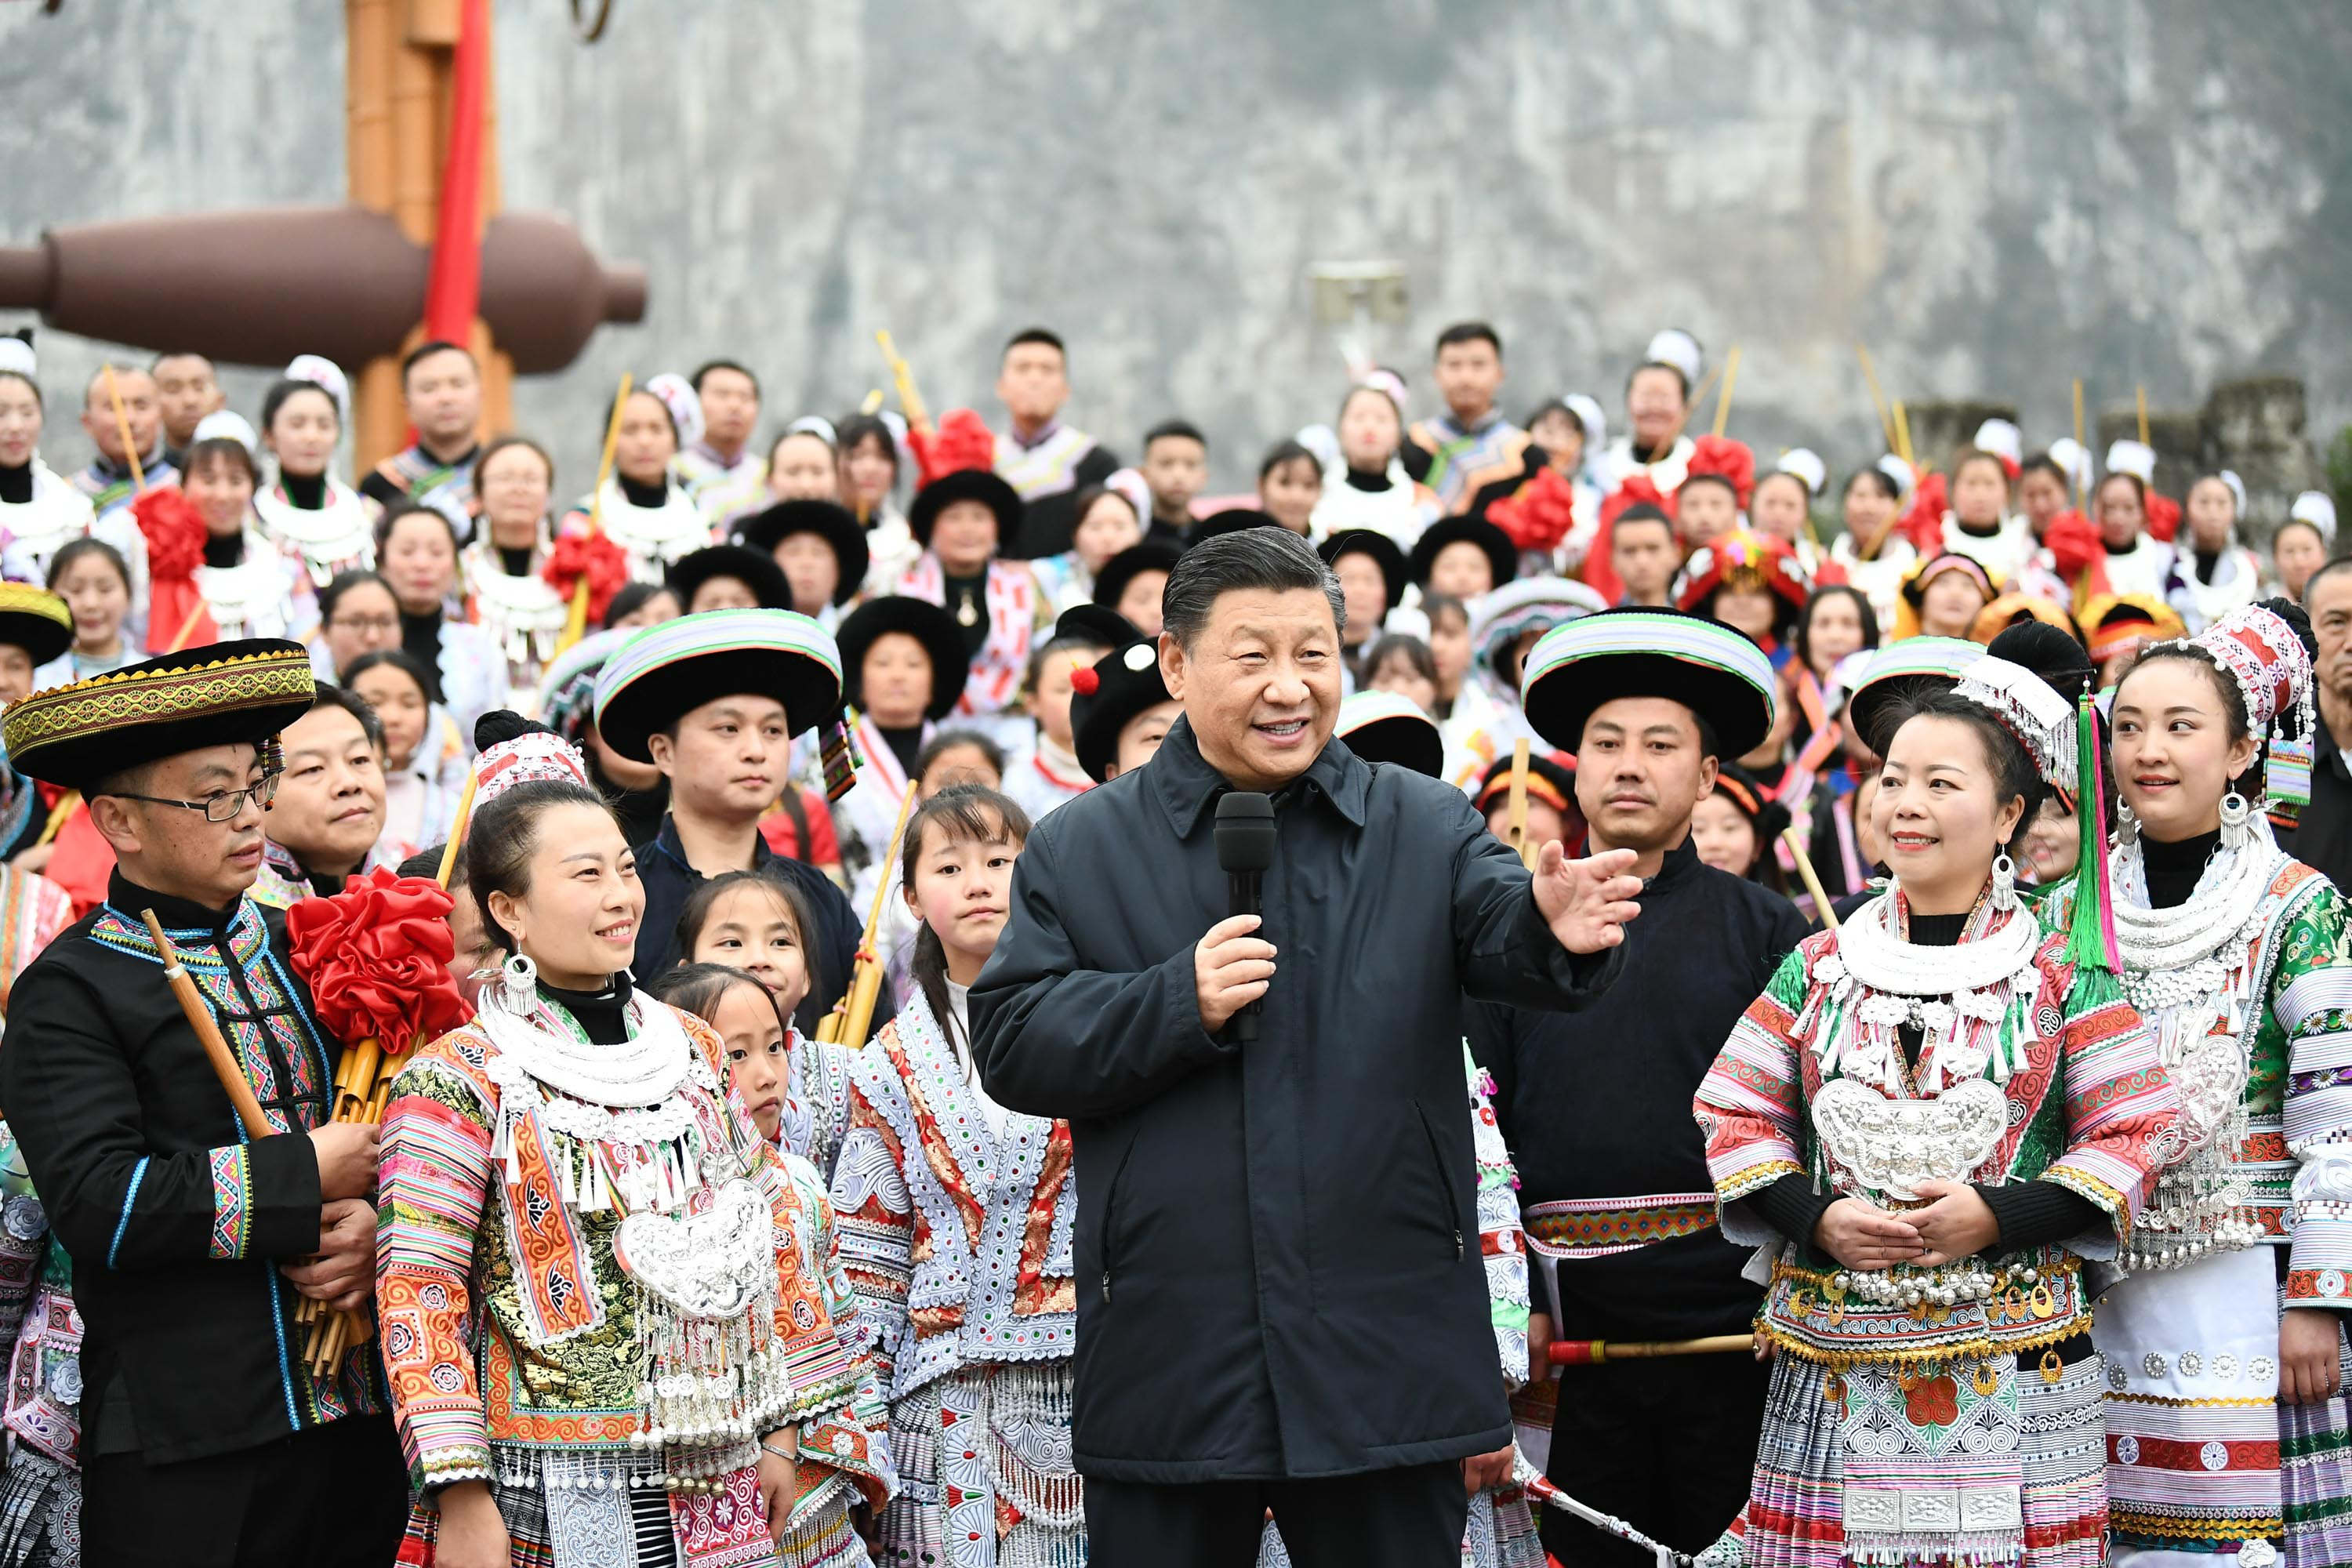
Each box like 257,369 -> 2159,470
1213,792 -> 1276,1043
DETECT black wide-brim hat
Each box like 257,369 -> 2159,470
591,608 -> 848,763
0,586 -> 72,667
3,637 -> 318,790
1406,516 -> 1517,594
666,544 -> 793,614
1519,606 -> 1778,759
908,466 -> 1025,550
1335,690 -> 1444,779
1189,508 -> 1279,543
1052,604 -> 1140,650
834,595 -> 969,722
732,500 -> 870,605
1091,540 -> 1186,618
1318,528 -> 1409,611
1072,638 -> 1175,783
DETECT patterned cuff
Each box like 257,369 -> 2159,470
209,1145 -> 252,1261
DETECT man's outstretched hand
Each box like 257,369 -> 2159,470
1533,842 -> 1642,954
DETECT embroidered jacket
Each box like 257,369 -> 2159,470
829,992 -> 1078,1397
2046,849 -> 2352,1303
894,553 -> 1038,718
0,873 -> 379,1466
377,997 -> 891,1558
0,1121 -> 81,1471
1695,906 -> 2182,1368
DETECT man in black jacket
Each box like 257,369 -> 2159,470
0,641 -> 407,1566
1469,607 -> 1808,1564
971,530 -> 1641,1567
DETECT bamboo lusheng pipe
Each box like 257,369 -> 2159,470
100,366 -> 146,495
1856,343 -> 1897,455
557,373 -> 633,652
1513,1453 -> 1698,1565
1711,345 -> 1742,439
1504,738 -> 1534,870
818,778 -> 922,1047
1782,825 -> 1839,933
875,330 -> 931,438
140,911 -> 272,1140
2136,384 -> 2151,447
1548,1333 -> 1754,1365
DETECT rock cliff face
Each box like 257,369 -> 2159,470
5,0 -> 2349,514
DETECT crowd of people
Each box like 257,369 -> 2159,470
0,310 -> 2343,1567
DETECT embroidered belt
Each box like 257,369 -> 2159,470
1522,1193 -> 1719,1261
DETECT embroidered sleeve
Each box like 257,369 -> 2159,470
1464,1044 -> 1529,1385
0,1125 -> 45,1349
827,1078 -> 916,1389
1695,944 -> 1815,1246
0,970 -> 322,1273
2275,884 -> 2352,1304
376,1054 -> 497,1491
2040,964 -> 2180,1253
206,1145 -> 253,1260
759,1140 -> 862,1425
783,1154 -> 898,1515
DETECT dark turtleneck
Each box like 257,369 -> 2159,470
942,568 -> 990,655
497,544 -> 535,577
0,460 -> 29,506
1344,466 -> 1392,494
203,532 -> 245,568
2143,826 -> 2220,909
280,470 -> 328,510
618,474 -> 668,510
401,609 -> 446,697
2194,547 -> 2222,585
877,723 -> 925,778
538,974 -> 634,1046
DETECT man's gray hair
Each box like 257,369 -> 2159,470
1160,528 -> 1345,650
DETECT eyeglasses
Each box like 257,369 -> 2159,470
102,771 -> 281,822
330,615 -> 401,634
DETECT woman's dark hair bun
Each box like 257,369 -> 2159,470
474,710 -> 557,752
1984,620 -> 2095,706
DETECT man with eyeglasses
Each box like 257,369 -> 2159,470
251,683 -> 394,908
0,639 -> 411,1567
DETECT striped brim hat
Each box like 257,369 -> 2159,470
1845,636 -> 1984,757
0,585 -> 71,667
592,608 -> 846,765
3,638 -> 316,789
1520,607 -> 1776,757
1335,688 -> 1443,779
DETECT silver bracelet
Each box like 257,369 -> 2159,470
760,1440 -> 797,1463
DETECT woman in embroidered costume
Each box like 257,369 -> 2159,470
0,339 -> 96,588
252,371 -> 379,587
459,436 -> 570,708
174,418 -> 317,643
2158,475 -> 2265,635
560,388 -> 717,586
1693,646 -> 2183,1568
670,875 -> 855,1175
378,503 -> 506,743
823,596 -> 964,921
1309,379 -> 1440,546
377,731 -> 892,1568
2039,600 -> 2352,1568
892,411 -> 1040,748
827,785 -> 1087,1567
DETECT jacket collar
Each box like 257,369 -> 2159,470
1648,833 -> 1701,891
107,867 -> 246,935
652,812 -> 775,879
1149,713 -> 1370,839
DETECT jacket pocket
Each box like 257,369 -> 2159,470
1413,1100 -> 1465,1262
1098,1127 -> 1143,1305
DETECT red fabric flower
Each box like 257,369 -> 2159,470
1685,436 -> 1756,510
1581,474 -> 1677,604
542,532 -> 631,626
287,866 -> 470,1053
1487,466 -> 1577,554
1900,471 -> 1949,554
2043,511 -> 2105,587
2144,491 -> 2181,544
908,408 -> 997,487
1902,1372 -> 1961,1428
132,488 -> 220,652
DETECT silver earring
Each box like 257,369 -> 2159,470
499,953 -> 538,1014
2115,801 -> 2140,848
1991,852 -> 2019,913
2220,789 -> 2253,850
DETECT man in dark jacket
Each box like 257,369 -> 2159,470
1469,607 -> 1809,1563
971,529 -> 1642,1567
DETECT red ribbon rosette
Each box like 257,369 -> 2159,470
907,408 -> 997,485
1579,474 -> 1679,604
287,866 -> 470,1054
2143,490 -> 2181,544
132,488 -> 219,652
1487,466 -> 1577,555
2042,510 -> 2107,592
541,532 -> 630,627
1685,435 -> 1756,510
1899,470 -> 1949,554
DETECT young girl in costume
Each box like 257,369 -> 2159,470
672,871 -> 855,1175
346,649 -> 466,860
2043,600 -> 2352,1567
459,435 -> 570,703
559,387 -> 714,584
1693,644 -> 2184,1568
175,426 -> 317,642
376,723 -> 890,1568
645,960 -> 897,1566
252,370 -> 377,586
828,785 -> 1087,1567
38,538 -> 136,687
